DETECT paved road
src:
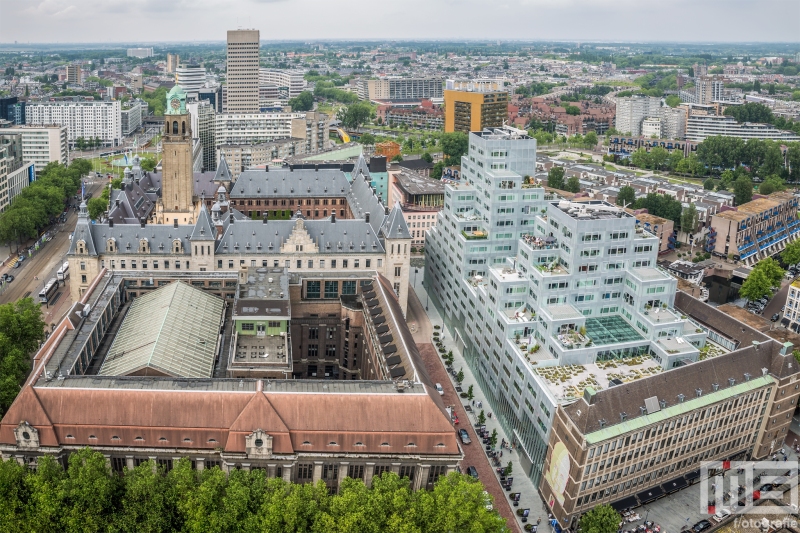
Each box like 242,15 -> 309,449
406,288 -> 522,533
762,276 -> 792,320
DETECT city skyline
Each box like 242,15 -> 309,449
1,0 -> 799,44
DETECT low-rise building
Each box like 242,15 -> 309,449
706,192 -> 800,265
686,115 -> 800,143
389,170 -> 444,248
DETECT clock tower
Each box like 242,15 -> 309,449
161,85 -> 195,219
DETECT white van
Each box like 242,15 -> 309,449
57,261 -> 69,281
435,383 -> 444,395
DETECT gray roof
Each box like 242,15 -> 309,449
98,281 -> 225,378
214,154 -> 233,182
380,203 -> 412,240
190,205 -> 216,241
230,168 -> 350,198
215,217 -> 385,255
394,170 -> 445,196
81,222 -> 194,256
347,156 -> 387,235
70,202 -> 97,255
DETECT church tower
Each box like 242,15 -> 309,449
161,85 -> 195,218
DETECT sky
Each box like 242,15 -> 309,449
0,0 -> 798,44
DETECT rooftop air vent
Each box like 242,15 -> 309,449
728,378 -> 736,387
696,388 -> 703,397
712,383 -> 719,392
744,373 -> 751,381
677,394 -> 685,403
620,412 -> 627,422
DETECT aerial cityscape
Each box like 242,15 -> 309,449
0,1 -> 799,531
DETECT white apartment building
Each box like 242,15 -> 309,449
26,100 -> 122,147
425,127 -> 705,484
641,117 -> 661,138
120,100 -> 144,136
661,106 -> 687,140
680,76 -> 724,105
685,114 -> 800,142
214,112 -> 328,150
614,96 -> 662,136
0,161 -> 34,212
0,125 -> 68,172
176,64 -> 207,95
126,48 -> 154,58
187,100 -> 216,172
259,69 -> 306,98
357,78 -> 444,101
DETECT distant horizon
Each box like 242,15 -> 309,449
1,0 -> 798,45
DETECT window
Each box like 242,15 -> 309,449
241,323 -> 254,331
307,345 -> 318,357
342,280 -> 356,295
326,344 -> 336,357
306,281 -> 321,299
309,327 -> 319,340
324,281 -> 338,299
366,259 -> 371,268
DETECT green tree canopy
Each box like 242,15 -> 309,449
782,240 -> 800,267
733,175 -> 753,206
358,133 -> 376,145
740,268 -> 774,302
579,504 -> 621,533
633,193 -> 683,224
0,297 -> 45,417
703,178 -> 715,190
440,132 -> 469,166
616,185 -> 636,207
681,203 -> 698,234
547,166 -> 565,190
421,152 -> 433,164
565,176 -> 581,193
287,90 -> 314,112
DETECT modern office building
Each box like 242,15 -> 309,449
166,53 -> 180,73
226,29 -> 260,113
685,114 -> 800,142
540,338 -> 800,527
120,100 -> 144,136
388,170 -> 444,248
0,97 -> 25,125
705,191 -> 800,265
425,127 -> 705,485
66,64 -> 82,85
660,107 -> 687,140
782,280 -> 800,332
198,86 -> 223,113
0,265 -> 461,487
356,78 -> 443,102
126,47 -> 154,58
259,69 -> 307,99
443,80 -> 509,133
614,96 -> 662,137
176,63 -> 207,95
214,111 -> 328,152
187,99 -> 216,172
26,99 -> 122,147
0,125 -> 68,172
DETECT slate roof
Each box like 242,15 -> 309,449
214,154 -> 233,182
380,203 -> 412,240
70,202 -> 97,255
77,222 -> 194,256
190,205 -> 216,241
230,168 -> 350,198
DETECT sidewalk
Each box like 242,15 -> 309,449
410,270 -> 552,531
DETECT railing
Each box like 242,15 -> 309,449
461,230 -> 488,240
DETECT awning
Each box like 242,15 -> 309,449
370,307 -> 383,316
378,334 -> 393,344
373,316 -> 386,326
685,470 -> 701,482
375,325 -> 389,334
363,291 -> 376,300
390,366 -> 406,377
385,355 -> 402,366
610,495 -> 640,511
382,344 -> 397,355
366,299 -> 379,308
662,476 -> 688,493
636,486 -> 664,503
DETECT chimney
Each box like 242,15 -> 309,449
331,212 -> 336,223
140,218 -> 145,228
583,386 -> 596,405
263,215 -> 268,224
109,219 -> 114,228
229,214 -> 234,223
365,213 -> 370,224
173,219 -> 178,228
780,341 -> 793,356
115,199 -> 120,207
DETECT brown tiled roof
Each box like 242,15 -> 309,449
563,340 -> 797,436
674,291 -> 769,348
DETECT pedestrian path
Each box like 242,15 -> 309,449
411,273 -> 552,531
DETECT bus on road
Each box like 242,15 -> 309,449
39,278 -> 58,304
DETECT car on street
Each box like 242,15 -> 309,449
712,509 -> 731,522
692,520 -> 712,533
772,313 -> 781,322
458,428 -> 471,445
466,466 -> 479,479
482,490 -> 493,510
5,275 -> 13,283
435,383 -> 444,395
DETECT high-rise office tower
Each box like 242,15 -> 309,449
166,53 -> 180,74
226,29 -> 260,113
66,64 -> 82,85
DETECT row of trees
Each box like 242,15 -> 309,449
695,135 -> 799,181
0,298 -> 46,418
0,159 -> 91,249
73,137 -> 104,151
314,81 -> 359,104
0,452 -> 506,533
723,102 -> 800,136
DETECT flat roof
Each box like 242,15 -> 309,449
585,316 -> 645,346
394,170 -> 445,196
535,357 -> 663,402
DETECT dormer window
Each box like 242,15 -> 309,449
139,238 -> 149,253
107,238 -> 116,253
172,239 -> 182,254
76,240 -> 86,254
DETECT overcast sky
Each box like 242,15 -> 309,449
1,0 -> 798,44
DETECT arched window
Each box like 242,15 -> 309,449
107,238 -> 116,253
173,239 -> 182,254
182,121 -> 186,135
172,121 -> 178,135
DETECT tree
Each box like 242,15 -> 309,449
733,176 -> 753,206
565,176 -> 581,193
477,410 -> 486,425
358,133 -> 375,145
703,178 -> 715,190
754,257 -> 785,287
504,462 -> 513,476
740,268 -> 773,302
665,95 -> 681,108
62,448 -> 120,533
440,132 -> 469,166
391,154 -> 403,162
467,384 -> 474,401
456,369 -> 464,383
547,166 -> 565,190
139,157 -> 157,172
87,197 -> 106,220
649,146 -> 669,170
0,298 -> 46,417
114,459 -> 177,533
489,429 -> 498,447
75,137 -> 86,151
287,90 -> 314,112
420,152 -> 433,164
416,472 -> 506,533
564,105 -> 580,115
583,131 -> 598,148
431,161 -> 445,180
340,102 -> 373,129
616,185 -> 636,207
630,148 -> 651,169
758,175 -> 786,196
681,203 -> 698,234
579,504 -> 621,533
783,240 -> 800,267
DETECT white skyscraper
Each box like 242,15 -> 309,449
226,30 -> 260,113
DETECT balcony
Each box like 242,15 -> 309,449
461,230 -> 488,240
522,234 -> 558,250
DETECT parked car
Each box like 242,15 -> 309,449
458,428 -> 471,445
772,313 -> 781,322
466,466 -> 479,479
712,508 -> 731,523
482,490 -> 493,511
692,520 -> 712,533
5,275 -> 13,283
435,383 -> 444,395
